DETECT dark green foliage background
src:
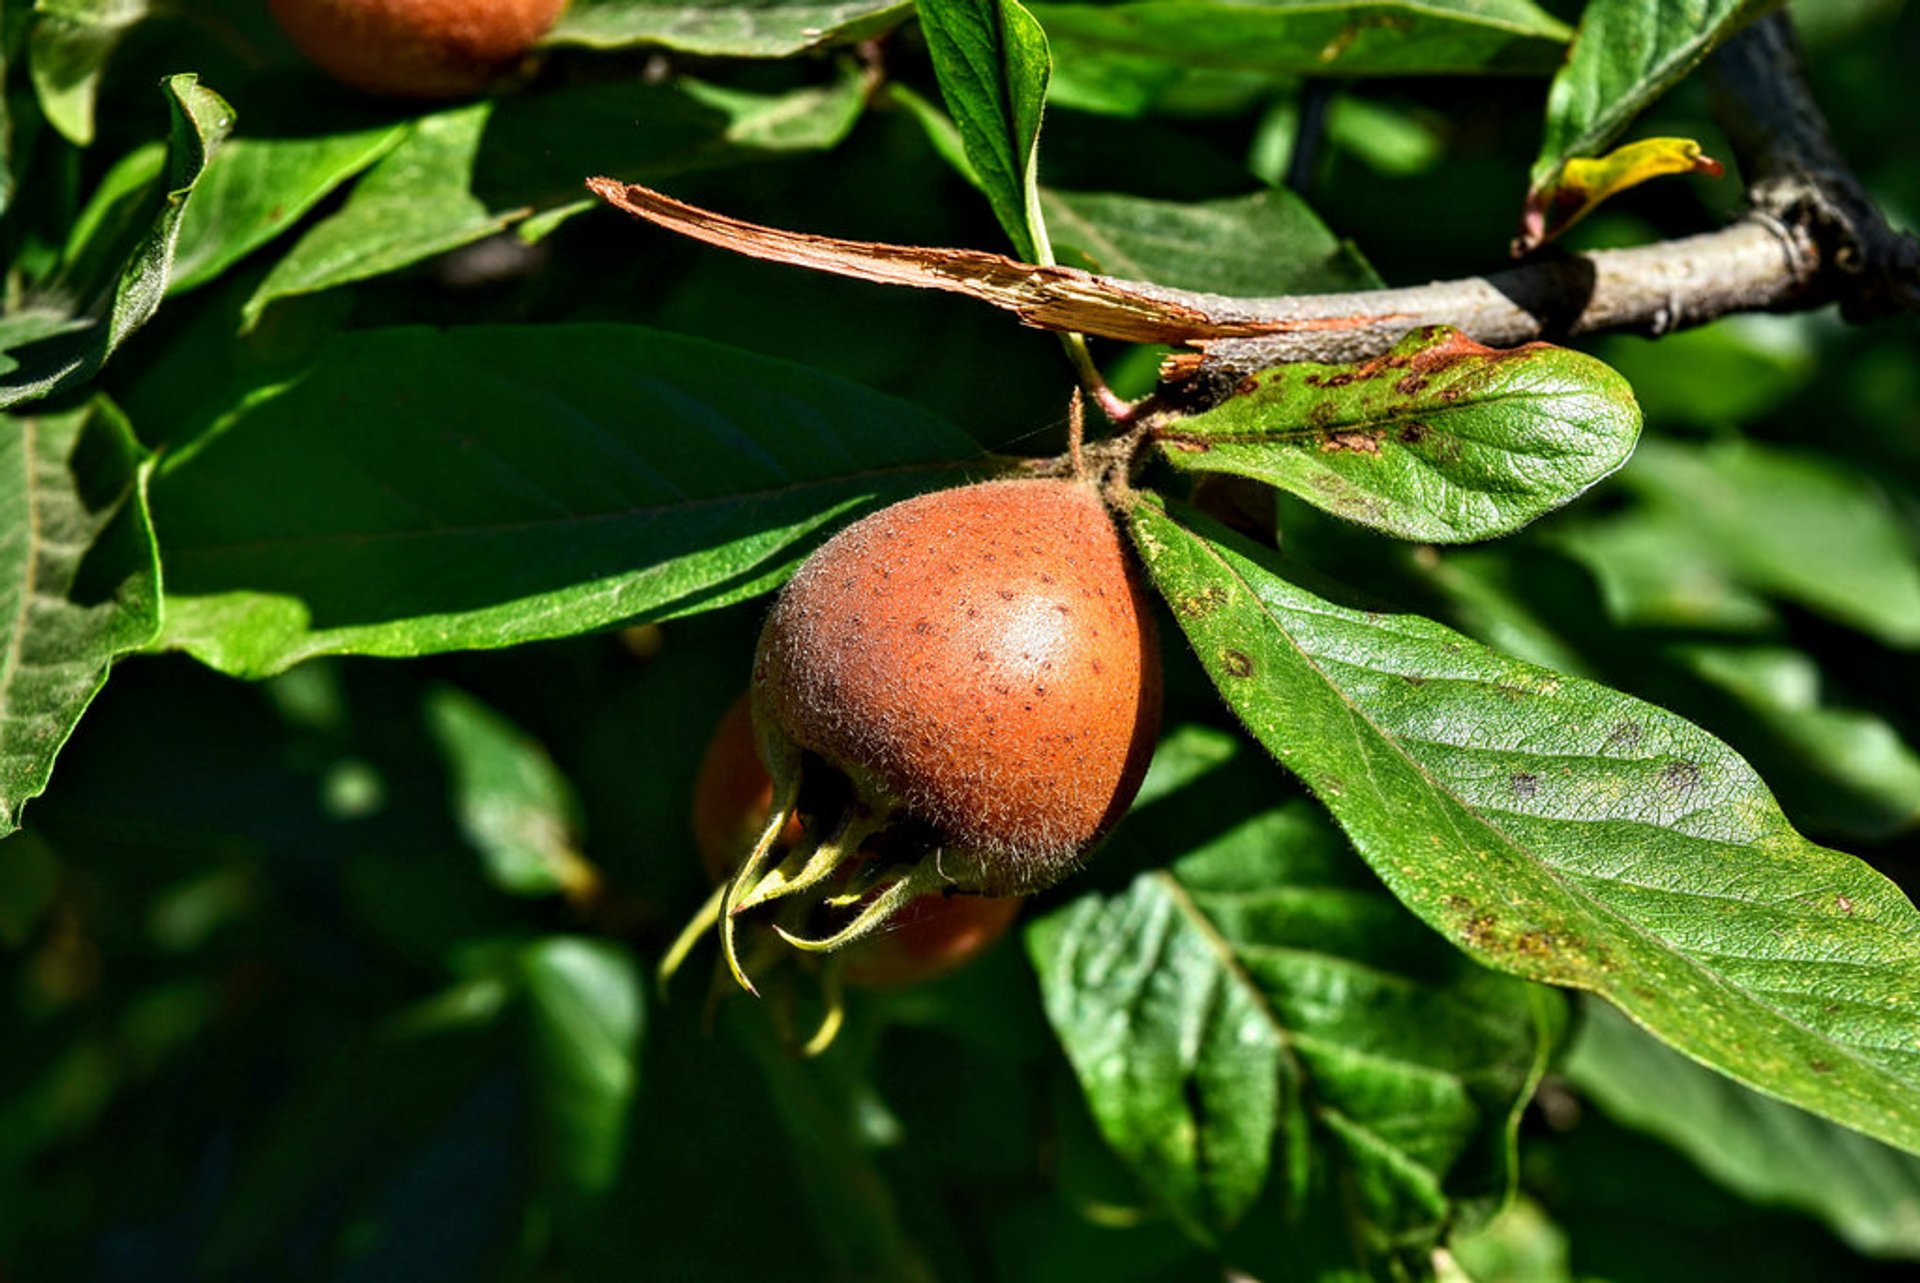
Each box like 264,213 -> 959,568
2,0 -> 1918,1279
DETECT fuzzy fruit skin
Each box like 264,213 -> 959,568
270,0 -> 568,98
753,479 -> 1161,897
692,693 -> 1019,988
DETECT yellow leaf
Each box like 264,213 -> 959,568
1516,137 -> 1724,255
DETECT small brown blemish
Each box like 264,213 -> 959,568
1836,895 -> 1855,915
1395,374 -> 1428,396
1513,929 -> 1559,959
1461,913 -> 1499,948
1510,772 -> 1539,799
1233,376 -> 1261,397
1604,721 -> 1641,752
1660,761 -> 1702,792
1398,422 -> 1428,445
1809,1059 -> 1834,1075
1177,585 -> 1230,620
1321,428 -> 1385,455
1221,649 -> 1255,678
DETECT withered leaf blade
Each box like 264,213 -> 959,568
586,176 -> 1298,344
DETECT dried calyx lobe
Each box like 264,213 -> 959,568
752,479 -> 1161,902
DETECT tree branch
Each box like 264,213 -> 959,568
591,17 -> 1914,410
1170,12 -> 1916,400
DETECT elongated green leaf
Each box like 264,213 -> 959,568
425,687 -> 596,899
548,0 -> 910,56
27,0 -> 154,145
242,71 -> 868,327
239,104 -> 505,331
0,74 -> 233,408
1670,643 -> 1920,841
1031,727 -> 1553,1270
0,399 -> 159,838
1529,0 -> 1770,189
517,937 -> 644,1200
1153,327 -> 1641,543
919,0 -> 1053,262
1603,438 -> 1920,646
151,325 -> 986,677
1126,498 -> 1920,1159
1041,187 -> 1381,296
169,122 -> 407,294
1554,503 -> 1779,634
1568,996 -> 1920,1258
1029,0 -> 1570,80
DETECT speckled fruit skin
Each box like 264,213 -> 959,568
752,479 -> 1161,897
269,0 -> 568,98
692,692 -> 1020,988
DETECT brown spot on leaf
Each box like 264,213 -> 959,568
1398,422 -> 1428,445
1220,649 -> 1255,679
1660,761 -> 1702,792
1395,374 -> 1429,396
1321,429 -> 1385,455
1461,913 -> 1500,949
1836,895 -> 1855,915
1809,1059 -> 1834,1075
1510,772 -> 1539,799
1176,585 -> 1229,620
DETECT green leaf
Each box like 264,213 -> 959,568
1125,498 -> 1920,1160
1446,1197 -> 1572,1283
1528,0 -> 1771,190
1030,727 -> 1554,1267
918,0 -> 1054,262
0,398 -> 159,838
1152,327 -> 1641,543
238,103 -> 508,331
424,686 -> 597,899
1608,438 -> 1920,646
1567,996 -> 1920,1259
1029,0 -> 1570,81
151,325 -> 986,677
27,0 -> 154,146
0,74 -> 233,409
1668,643 -> 1920,841
1553,504 -> 1779,634
241,71 -> 869,327
548,0 -> 911,57
1041,187 -> 1381,296
169,122 -> 408,294
516,937 -> 644,1200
